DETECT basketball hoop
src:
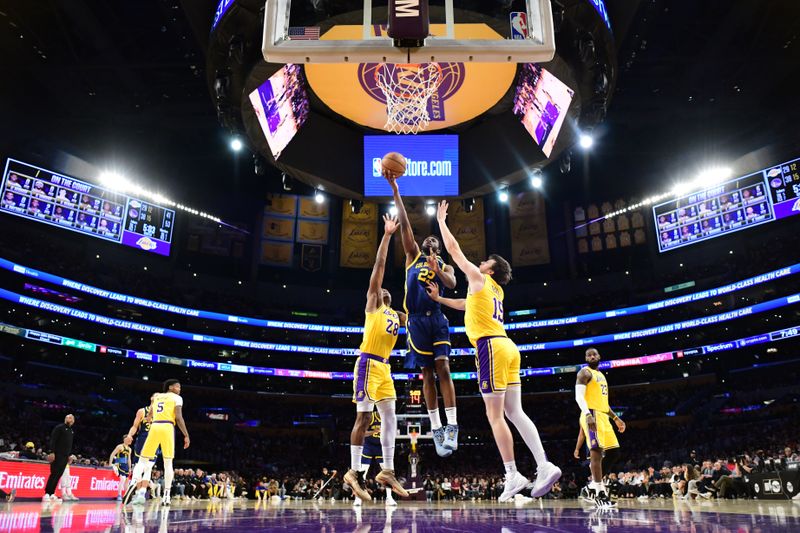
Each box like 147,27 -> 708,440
374,63 -> 443,135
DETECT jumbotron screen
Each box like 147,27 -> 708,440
653,171 -> 774,252
363,135 -> 459,196
1,159 -> 175,256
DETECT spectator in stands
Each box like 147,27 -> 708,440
19,441 -> 40,460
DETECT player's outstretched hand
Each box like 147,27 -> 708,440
383,214 -> 399,234
437,200 -> 449,223
383,169 -> 398,183
426,253 -> 440,273
425,281 -> 440,301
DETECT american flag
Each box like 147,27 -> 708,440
288,27 -> 320,40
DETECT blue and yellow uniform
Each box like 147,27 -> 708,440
361,411 -> 383,465
133,405 -> 154,459
113,445 -> 132,477
403,252 -> 451,368
353,304 -> 400,405
578,368 -> 619,451
141,392 -> 183,459
465,274 -> 521,395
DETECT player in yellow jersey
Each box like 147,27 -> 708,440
129,379 -> 190,506
344,214 -> 409,503
575,348 -> 626,509
426,200 -> 562,502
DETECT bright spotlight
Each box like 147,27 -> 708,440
230,138 -> 243,152
389,205 -> 398,217
314,190 -> 325,204
425,204 -> 436,216
696,167 -> 732,185
531,175 -> 543,189
98,171 -> 130,192
579,134 -> 594,149
498,189 -> 509,203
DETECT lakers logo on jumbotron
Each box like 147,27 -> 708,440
358,62 -> 465,122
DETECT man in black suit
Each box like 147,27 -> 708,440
43,414 -> 75,502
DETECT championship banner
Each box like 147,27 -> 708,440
340,212 -> 377,268
0,460 -> 119,499
301,244 -> 322,272
262,216 -> 295,242
265,193 -> 298,217
296,219 -> 329,244
342,201 -> 378,223
448,199 -> 486,264
261,240 -> 294,267
298,196 -> 330,220
186,219 -> 246,257
509,191 -> 550,266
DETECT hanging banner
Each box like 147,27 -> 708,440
262,216 -> 296,242
340,202 -> 378,268
448,199 -> 486,265
261,240 -> 294,267
301,244 -> 323,272
298,197 -> 330,219
265,194 -> 298,217
509,191 -> 550,266
297,219 -> 329,244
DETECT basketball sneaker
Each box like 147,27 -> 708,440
7,489 -> 16,503
385,494 -> 398,506
432,428 -> 452,457
531,462 -> 562,498
580,486 -> 597,503
443,424 -> 459,451
122,484 -> 137,505
344,469 -> 372,502
376,469 -> 409,497
499,472 -> 530,502
353,496 -> 362,506
594,490 -> 617,509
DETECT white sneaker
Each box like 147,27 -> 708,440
499,472 -> 530,502
792,492 -> 800,501
385,496 -> 397,506
637,495 -> 649,501
514,493 -> 533,503
353,496 -> 362,506
531,462 -> 561,498
42,494 -> 51,502
131,493 -> 147,506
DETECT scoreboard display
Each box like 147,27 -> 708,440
1,159 -> 174,256
766,156 -> 800,220
653,171 -> 774,252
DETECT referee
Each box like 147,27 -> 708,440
43,414 -> 75,502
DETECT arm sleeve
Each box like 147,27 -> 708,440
575,384 -> 590,416
174,394 -> 184,407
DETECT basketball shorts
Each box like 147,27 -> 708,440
579,410 -> 619,451
134,432 -> 161,460
141,422 -> 176,459
362,439 -> 383,464
474,336 -> 521,395
403,313 -> 451,369
116,461 -> 131,477
353,354 -> 396,406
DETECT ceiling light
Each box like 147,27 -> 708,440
230,138 -> 243,152
578,134 -> 594,149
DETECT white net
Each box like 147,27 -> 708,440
374,63 -> 443,135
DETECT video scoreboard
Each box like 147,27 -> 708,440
1,159 -> 175,256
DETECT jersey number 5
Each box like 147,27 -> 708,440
156,402 -> 165,413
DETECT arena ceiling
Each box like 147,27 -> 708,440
0,1 -> 798,219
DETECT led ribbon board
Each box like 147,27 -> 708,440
2,321 -> 797,381
2,257 -> 797,334
3,287 -> 799,356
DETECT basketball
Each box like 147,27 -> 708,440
381,152 -> 406,177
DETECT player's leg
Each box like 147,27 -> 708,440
345,398 -> 375,502
375,399 -> 408,498
162,458 -> 174,505
432,313 -> 457,448
483,392 -> 526,502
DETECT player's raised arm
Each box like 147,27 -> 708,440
386,176 -> 420,263
127,408 -> 144,441
425,281 -> 466,311
435,200 -> 484,290
366,214 -> 399,313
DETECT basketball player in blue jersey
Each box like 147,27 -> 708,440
122,394 -> 158,505
385,174 -> 459,457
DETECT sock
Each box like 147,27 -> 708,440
381,448 -> 395,471
504,461 -> 517,477
590,481 -> 605,494
428,409 -> 443,431
351,445 -> 364,471
445,407 -> 457,425
386,487 -> 393,499
359,462 -> 369,473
